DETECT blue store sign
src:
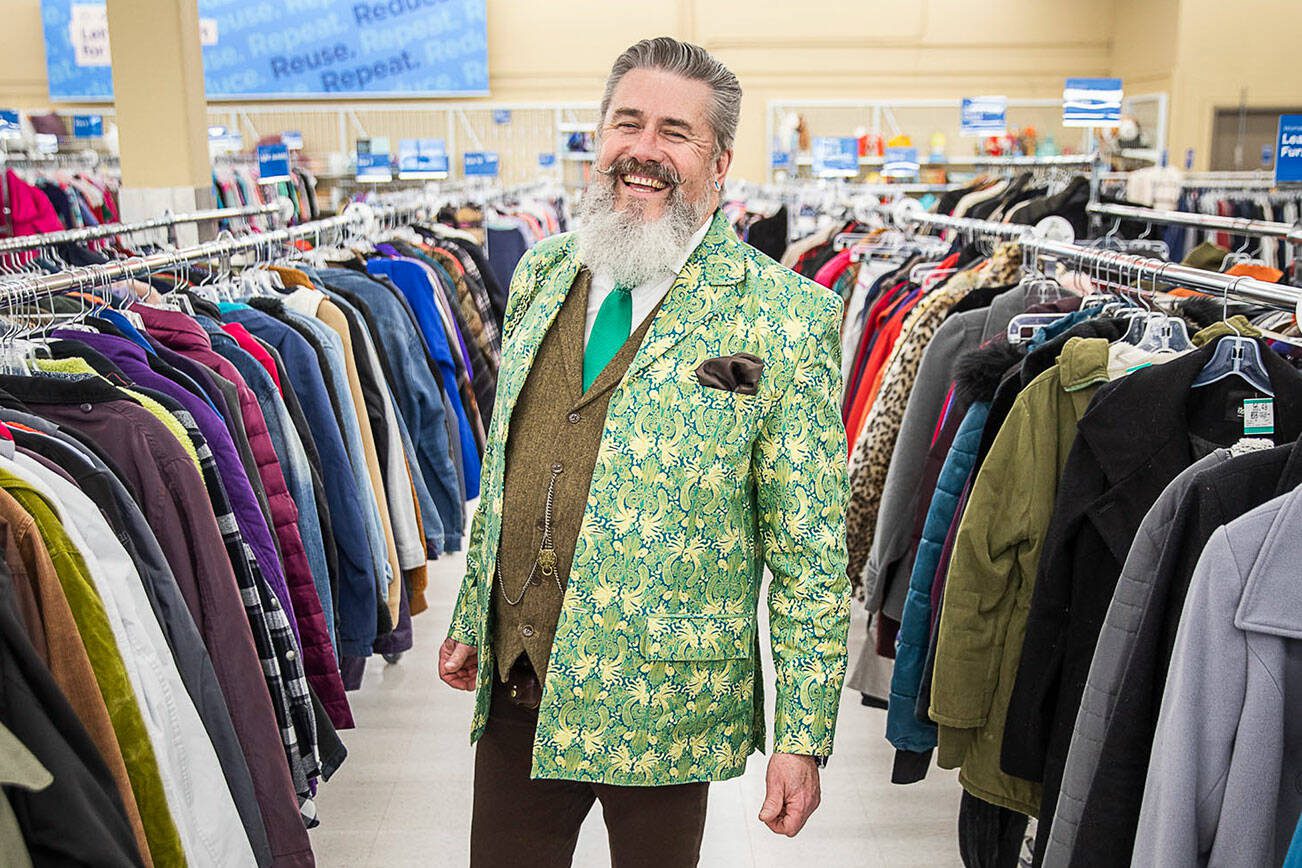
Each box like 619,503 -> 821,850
72,114 -> 103,137
960,96 -> 1007,137
883,146 -> 920,179
812,137 -> 858,177
256,143 -> 292,183
1063,77 -> 1124,127
1274,114 -> 1302,184
41,0 -> 489,101
463,151 -> 499,178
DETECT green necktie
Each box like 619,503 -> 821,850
583,283 -> 633,391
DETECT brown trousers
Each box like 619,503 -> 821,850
470,665 -> 709,868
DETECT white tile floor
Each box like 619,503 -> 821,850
311,531 -> 965,867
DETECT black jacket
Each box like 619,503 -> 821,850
1000,340 -> 1302,862
0,565 -> 144,867
1069,433 -> 1302,866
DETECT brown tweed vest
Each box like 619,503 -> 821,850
492,268 -> 662,684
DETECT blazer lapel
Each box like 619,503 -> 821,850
623,210 -> 747,384
497,241 -> 581,428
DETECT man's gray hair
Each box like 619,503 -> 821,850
599,36 -> 742,157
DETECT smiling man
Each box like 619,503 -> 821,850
440,37 -> 851,867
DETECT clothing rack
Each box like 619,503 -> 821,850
872,200 -> 1301,311
0,199 -> 429,305
0,202 -> 283,254
1086,202 -> 1302,246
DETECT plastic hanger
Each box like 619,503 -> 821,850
1191,281 -> 1273,396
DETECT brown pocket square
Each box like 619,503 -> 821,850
695,353 -> 764,396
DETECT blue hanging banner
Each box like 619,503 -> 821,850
356,137 -> 392,182
41,0 -> 489,102
882,146 -> 920,179
1062,77 -> 1124,127
256,143 -> 292,183
463,151 -> 499,177
771,151 -> 792,170
1274,114 -> 1302,185
538,152 -> 556,168
0,110 -> 20,140
812,137 -> 859,177
960,96 -> 1007,137
281,130 -> 303,151
72,114 -> 103,138
397,138 -> 450,178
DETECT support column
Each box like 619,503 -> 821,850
105,0 -> 212,243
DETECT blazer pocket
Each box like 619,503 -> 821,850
643,613 -> 755,662
695,353 -> 764,395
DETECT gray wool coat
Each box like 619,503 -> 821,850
1043,448 -> 1231,866
1133,484 -> 1302,867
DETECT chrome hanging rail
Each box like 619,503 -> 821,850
0,199 -> 429,305
1086,202 -> 1302,245
866,199 -> 1302,312
0,202 -> 284,254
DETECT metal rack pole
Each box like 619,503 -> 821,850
877,203 -> 1301,312
1087,202 -> 1302,244
0,200 -> 427,304
0,202 -> 283,254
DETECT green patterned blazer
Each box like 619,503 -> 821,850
449,210 -> 851,786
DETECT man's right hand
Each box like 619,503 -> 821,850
439,637 -> 478,690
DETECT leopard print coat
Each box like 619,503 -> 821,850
845,243 -> 1022,593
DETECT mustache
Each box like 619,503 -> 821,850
596,157 -> 683,187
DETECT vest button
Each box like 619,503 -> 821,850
520,624 -> 535,638
567,412 -> 580,424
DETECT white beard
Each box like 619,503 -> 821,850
573,177 -> 710,287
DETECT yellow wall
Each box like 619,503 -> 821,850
2,0 -> 1301,178
483,0 -> 1116,177
0,0 -> 50,107
1167,0 -> 1302,170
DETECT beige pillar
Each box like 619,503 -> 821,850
106,0 -> 213,242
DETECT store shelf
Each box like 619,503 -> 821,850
558,121 -> 597,133
562,152 -> 596,162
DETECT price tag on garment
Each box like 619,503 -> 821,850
72,114 -> 103,138
281,130 -> 303,151
493,109 -> 512,125
397,139 -> 449,178
1062,77 -> 1124,127
882,146 -> 920,179
1274,115 -> 1302,184
256,143 -> 292,183
812,137 -> 859,177
538,152 -> 556,168
960,96 -> 1007,137
0,109 -> 20,140
463,150 -> 500,178
1243,398 -> 1275,436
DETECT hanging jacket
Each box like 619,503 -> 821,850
887,399 -> 989,759
1051,432 -> 1302,867
933,336 -> 1117,816
1134,484 -> 1302,866
132,307 -> 351,729
1006,330 -> 1302,860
